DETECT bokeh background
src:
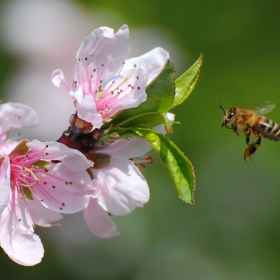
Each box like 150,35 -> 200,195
1,0 -> 280,279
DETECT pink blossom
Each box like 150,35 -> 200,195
51,24 -> 169,130
82,112 -> 174,238
0,103 -> 93,265
84,149 -> 150,238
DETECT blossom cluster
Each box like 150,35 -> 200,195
0,25 -> 172,266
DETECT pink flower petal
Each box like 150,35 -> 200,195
126,47 -> 170,84
0,156 -> 10,214
69,84 -> 84,103
32,162 -> 92,214
74,24 -> 130,93
27,140 -> 93,171
84,198 -> 119,238
51,69 -> 71,93
76,93 -> 103,129
102,65 -> 148,113
0,103 -> 39,135
93,159 -> 149,215
97,137 -> 151,159
0,140 -> 19,155
0,192 -> 43,266
27,198 -> 63,227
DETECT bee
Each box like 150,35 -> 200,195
218,101 -> 278,162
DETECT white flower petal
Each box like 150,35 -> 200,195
84,198 -> 119,238
93,159 -> 149,215
0,156 -> 10,214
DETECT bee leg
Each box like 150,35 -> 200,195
244,129 -> 251,145
244,136 -> 262,162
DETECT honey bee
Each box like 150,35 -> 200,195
218,101 -> 278,162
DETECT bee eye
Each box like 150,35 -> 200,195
228,112 -> 234,120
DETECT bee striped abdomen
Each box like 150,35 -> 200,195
257,117 -> 280,141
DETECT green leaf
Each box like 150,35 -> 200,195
172,54 -> 203,109
114,112 -> 172,129
127,128 -> 196,205
103,60 -> 175,129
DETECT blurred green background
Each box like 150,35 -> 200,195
1,0 -> 280,279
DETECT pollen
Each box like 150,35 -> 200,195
52,185 -> 56,189
146,155 -> 153,164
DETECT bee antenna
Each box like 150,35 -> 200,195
216,101 -> 226,113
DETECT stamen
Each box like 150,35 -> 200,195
129,155 -> 153,168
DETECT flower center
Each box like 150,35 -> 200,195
10,149 -> 48,198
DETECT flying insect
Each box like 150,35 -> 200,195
218,101 -> 278,162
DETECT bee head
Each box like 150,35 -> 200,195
217,102 -> 236,128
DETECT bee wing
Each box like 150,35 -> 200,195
254,101 -> 275,115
